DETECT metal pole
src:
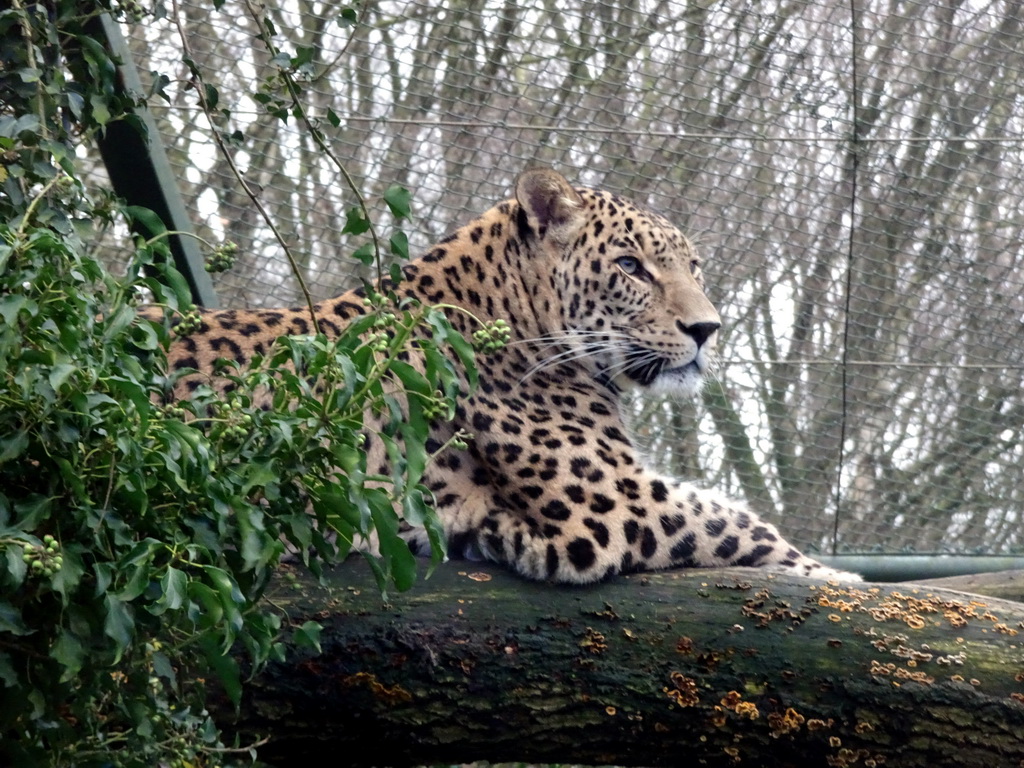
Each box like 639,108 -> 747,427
817,555 -> 1024,582
93,14 -> 219,308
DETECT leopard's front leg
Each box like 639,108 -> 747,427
627,480 -> 861,582
452,390 -> 861,585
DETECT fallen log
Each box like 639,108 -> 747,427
224,563 -> 1024,767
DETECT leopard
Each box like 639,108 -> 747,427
147,167 -> 860,585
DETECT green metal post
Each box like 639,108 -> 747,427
94,14 -> 219,308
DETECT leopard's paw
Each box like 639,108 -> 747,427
802,563 -> 863,583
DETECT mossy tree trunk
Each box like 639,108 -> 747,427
223,564 -> 1024,767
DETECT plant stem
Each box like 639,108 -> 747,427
11,0 -> 47,146
169,0 -> 318,325
15,173 -> 65,239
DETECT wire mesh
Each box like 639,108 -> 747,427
105,0 -> 1024,556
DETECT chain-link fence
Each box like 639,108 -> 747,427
102,0 -> 1024,558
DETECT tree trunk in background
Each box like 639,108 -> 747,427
220,562 -> 1024,767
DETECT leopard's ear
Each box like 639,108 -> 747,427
514,167 -> 585,245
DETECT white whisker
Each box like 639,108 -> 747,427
519,342 -> 623,383
509,328 -> 632,350
517,330 -> 637,384
512,323 -> 704,391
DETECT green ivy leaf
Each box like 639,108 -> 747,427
203,565 -> 245,649
0,113 -> 40,138
51,630 -> 85,683
49,543 -> 83,601
3,546 -> 27,589
0,431 -> 29,464
199,634 -> 242,709
430,316 -> 478,391
352,242 -> 375,265
0,652 -> 17,688
48,362 -> 76,393
0,294 -> 32,324
292,620 -> 323,654
404,490 -> 446,572
124,205 -> 168,239
390,360 -> 429,487
389,261 -> 404,286
389,230 -> 409,260
342,205 -> 371,236
103,594 -> 135,663
151,649 -> 177,688
383,185 -> 412,219
0,601 -> 30,636
204,83 -> 219,110
18,348 -> 53,366
337,7 -> 358,27
369,490 -> 416,592
89,93 -> 111,127
188,582 -> 224,629
159,567 -> 187,613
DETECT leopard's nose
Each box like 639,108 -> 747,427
677,320 -> 720,349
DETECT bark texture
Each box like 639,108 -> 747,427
227,563 -> 1024,767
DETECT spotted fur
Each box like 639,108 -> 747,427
148,168 -> 860,584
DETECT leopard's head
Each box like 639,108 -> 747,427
516,167 -> 720,397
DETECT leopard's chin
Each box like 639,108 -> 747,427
646,361 -> 706,398
613,359 -> 707,398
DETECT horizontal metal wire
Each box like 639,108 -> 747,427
147,106 -> 1024,143
717,360 -> 1024,368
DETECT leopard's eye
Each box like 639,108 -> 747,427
616,256 -> 641,275
689,259 -> 701,275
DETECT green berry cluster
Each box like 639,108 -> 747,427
372,311 -> 397,328
320,361 -> 344,383
211,398 -> 253,442
204,241 -> 238,273
54,175 -> 77,194
361,292 -> 387,310
450,429 -> 471,451
173,307 -> 203,337
472,318 -> 511,353
367,331 -> 391,353
362,295 -> 401,352
161,403 -> 187,420
23,535 -> 62,578
115,0 -> 145,22
422,389 -> 449,421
